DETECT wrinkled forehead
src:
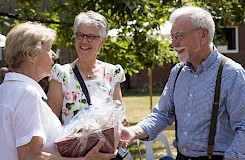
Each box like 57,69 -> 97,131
170,16 -> 194,34
77,23 -> 100,35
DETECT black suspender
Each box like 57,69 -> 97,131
173,56 -> 228,158
207,56 -> 227,159
174,63 -> 184,144
73,64 -> 92,105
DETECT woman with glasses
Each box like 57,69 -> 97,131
48,10 -> 126,125
47,11 -> 128,159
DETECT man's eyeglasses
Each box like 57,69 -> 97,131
75,32 -> 101,42
171,27 -> 201,41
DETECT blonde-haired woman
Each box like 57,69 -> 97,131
0,21 -> 116,160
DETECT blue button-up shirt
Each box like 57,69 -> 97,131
138,48 -> 245,159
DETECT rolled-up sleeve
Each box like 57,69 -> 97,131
137,65 -> 180,140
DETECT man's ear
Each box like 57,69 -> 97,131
200,28 -> 209,43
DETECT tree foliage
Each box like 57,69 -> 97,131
0,0 -> 178,75
0,0 -> 244,75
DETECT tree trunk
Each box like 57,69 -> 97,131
148,68 -> 153,112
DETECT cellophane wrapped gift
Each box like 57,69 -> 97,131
55,92 -> 125,157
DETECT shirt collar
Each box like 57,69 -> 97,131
4,72 -> 47,99
186,46 -> 219,74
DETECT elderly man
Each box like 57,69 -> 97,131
120,6 -> 245,160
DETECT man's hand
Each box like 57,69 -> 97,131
119,125 -> 148,148
118,126 -> 136,148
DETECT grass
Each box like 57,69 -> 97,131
123,96 -> 159,125
122,95 -> 177,160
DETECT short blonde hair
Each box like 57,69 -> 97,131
4,21 -> 56,69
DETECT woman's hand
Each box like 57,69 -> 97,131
83,140 -> 117,160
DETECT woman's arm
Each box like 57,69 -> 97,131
113,83 -> 129,126
47,80 -> 63,117
17,136 -> 117,160
112,83 -> 123,102
17,136 -> 72,160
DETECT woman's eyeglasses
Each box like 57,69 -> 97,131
75,32 -> 101,42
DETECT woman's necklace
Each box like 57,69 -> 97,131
86,74 -> 93,79
80,63 -> 94,79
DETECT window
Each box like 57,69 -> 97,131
215,26 -> 238,53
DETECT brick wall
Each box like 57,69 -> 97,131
225,24 -> 245,68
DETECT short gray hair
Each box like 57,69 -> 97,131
169,6 -> 215,43
4,21 -> 56,69
73,11 -> 109,38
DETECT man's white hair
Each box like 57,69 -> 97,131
170,6 -> 215,43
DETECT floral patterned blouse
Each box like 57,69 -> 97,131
50,61 -> 126,124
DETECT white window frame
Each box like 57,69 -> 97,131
216,26 -> 239,53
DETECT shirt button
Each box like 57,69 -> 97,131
189,94 -> 192,97
187,113 -> 190,117
183,148 -> 186,151
184,132 -> 187,135
194,74 -> 197,78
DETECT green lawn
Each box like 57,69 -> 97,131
122,95 -> 177,160
123,96 -> 159,125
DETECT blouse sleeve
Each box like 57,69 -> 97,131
113,64 -> 126,83
15,86 -> 47,147
49,63 -> 71,86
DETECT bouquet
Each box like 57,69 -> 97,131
55,92 -> 126,157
